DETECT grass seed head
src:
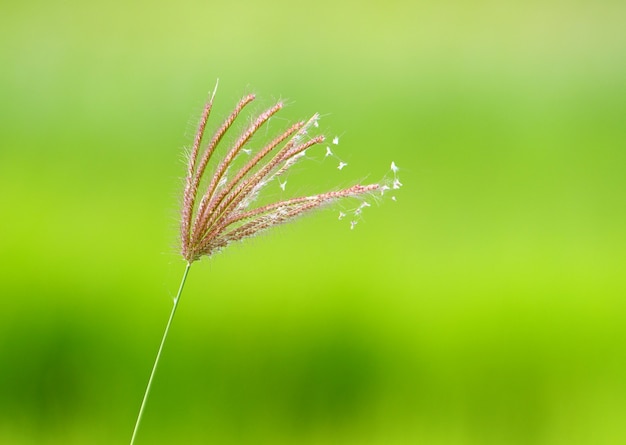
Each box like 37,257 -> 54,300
180,84 -> 400,263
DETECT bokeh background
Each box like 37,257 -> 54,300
1,0 -> 625,444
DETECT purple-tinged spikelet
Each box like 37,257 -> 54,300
180,84 -> 399,263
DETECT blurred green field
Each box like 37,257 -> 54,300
1,0 -> 625,444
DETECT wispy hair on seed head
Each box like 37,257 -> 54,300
180,82 -> 399,263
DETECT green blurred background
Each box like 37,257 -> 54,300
1,0 -> 625,443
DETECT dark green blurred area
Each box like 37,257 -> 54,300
1,0 -> 625,443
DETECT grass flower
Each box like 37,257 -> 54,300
130,81 -> 401,444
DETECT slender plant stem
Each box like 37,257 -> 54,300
130,262 -> 192,445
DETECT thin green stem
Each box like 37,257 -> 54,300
130,262 -> 192,445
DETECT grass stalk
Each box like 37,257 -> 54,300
128,84 -> 399,442
129,262 -> 192,445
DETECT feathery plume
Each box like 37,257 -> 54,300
180,86 -> 387,263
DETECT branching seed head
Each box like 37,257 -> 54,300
180,82 -> 402,263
